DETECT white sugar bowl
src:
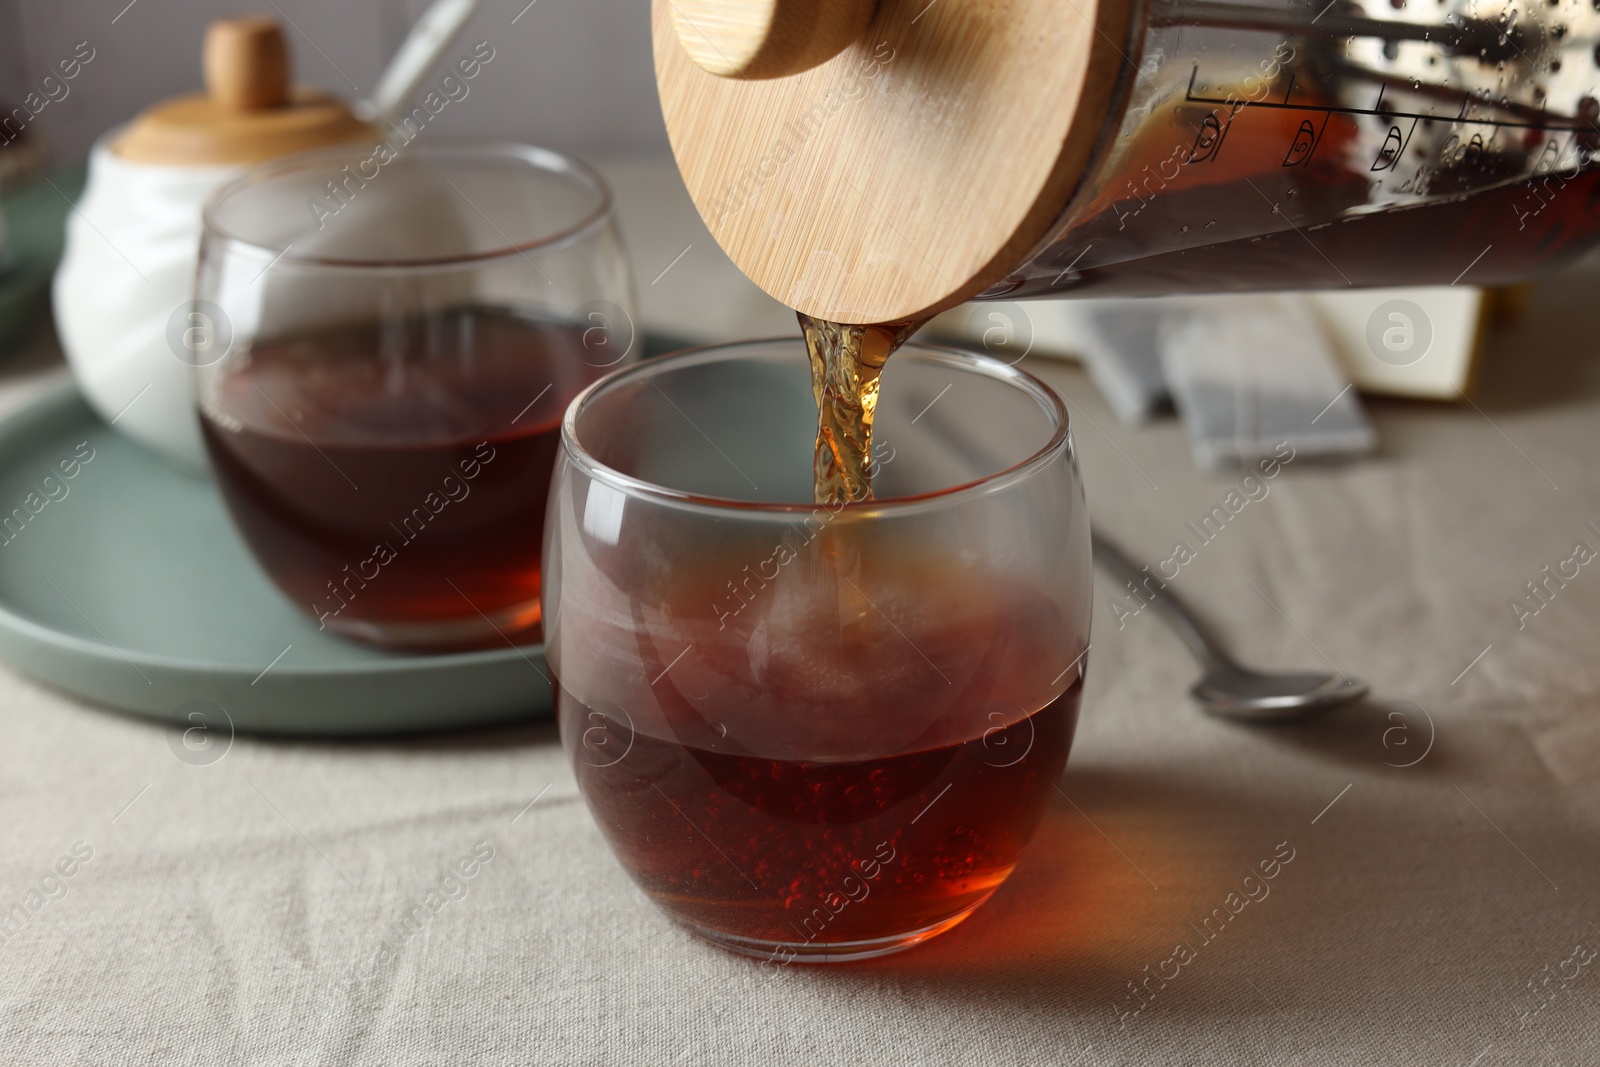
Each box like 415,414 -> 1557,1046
53,16 -> 371,468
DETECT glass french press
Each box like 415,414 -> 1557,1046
656,0 -> 1600,322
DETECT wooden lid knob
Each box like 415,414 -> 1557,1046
112,15 -> 372,166
204,17 -> 290,111
669,0 -> 879,79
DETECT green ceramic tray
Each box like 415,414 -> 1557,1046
0,378 -> 552,735
0,167 -> 84,354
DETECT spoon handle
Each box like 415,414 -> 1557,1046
363,0 -> 479,126
1090,528 -> 1237,671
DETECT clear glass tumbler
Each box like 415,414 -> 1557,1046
546,339 -> 1092,962
194,141 -> 636,650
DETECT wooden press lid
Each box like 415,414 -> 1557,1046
114,16 -> 373,166
655,0 -> 1135,324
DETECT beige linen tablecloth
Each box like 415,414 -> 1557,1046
6,170 -> 1600,1063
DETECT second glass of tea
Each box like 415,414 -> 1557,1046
546,340 -> 1092,961
195,141 -> 635,649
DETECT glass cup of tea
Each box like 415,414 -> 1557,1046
545,339 -> 1092,962
194,140 -> 636,650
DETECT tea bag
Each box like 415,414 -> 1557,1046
1159,295 -> 1376,473
1070,299 -> 1173,426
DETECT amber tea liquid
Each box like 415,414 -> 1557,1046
200,306 -> 604,649
799,313 -> 926,505
560,568 -> 1081,957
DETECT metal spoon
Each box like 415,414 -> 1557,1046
1092,529 -> 1369,722
359,0 -> 479,127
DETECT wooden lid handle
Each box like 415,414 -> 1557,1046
204,16 -> 289,110
669,0 -> 879,79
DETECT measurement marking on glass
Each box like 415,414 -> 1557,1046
1185,65 -> 1587,132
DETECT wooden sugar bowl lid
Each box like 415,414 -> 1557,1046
114,16 -> 374,167
655,0 -> 1135,324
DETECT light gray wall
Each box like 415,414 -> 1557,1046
1,0 -> 669,162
